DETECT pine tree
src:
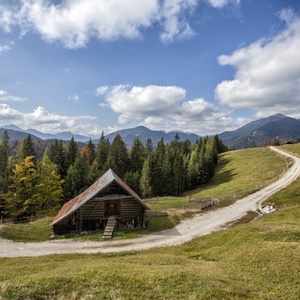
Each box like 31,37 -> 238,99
17,135 -> 36,163
151,138 -> 166,195
67,137 -> 78,167
145,138 -> 153,156
86,138 -> 96,166
0,130 -> 10,217
0,130 -> 10,193
125,171 -> 141,196
46,139 -> 68,178
63,165 -> 76,200
96,132 -> 110,174
87,159 -> 101,186
129,137 -> 145,174
106,134 -> 128,178
63,154 -> 88,200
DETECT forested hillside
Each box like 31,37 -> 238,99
0,130 -> 228,221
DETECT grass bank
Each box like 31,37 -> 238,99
187,147 -> 291,201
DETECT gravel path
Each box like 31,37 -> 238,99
1,146 -> 299,258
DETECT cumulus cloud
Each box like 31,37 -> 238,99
215,9 -> 300,117
0,0 -> 235,48
0,103 -> 99,136
97,84 -> 231,135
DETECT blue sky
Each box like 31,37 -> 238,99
0,0 -> 300,138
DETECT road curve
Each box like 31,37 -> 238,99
1,146 -> 300,258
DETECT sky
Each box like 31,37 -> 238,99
0,0 -> 300,138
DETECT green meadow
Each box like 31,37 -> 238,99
1,146 -> 300,299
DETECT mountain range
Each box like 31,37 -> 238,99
104,126 -> 199,147
219,114 -> 300,148
0,125 -> 91,142
1,113 -> 300,149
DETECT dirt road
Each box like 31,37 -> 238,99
1,146 -> 299,258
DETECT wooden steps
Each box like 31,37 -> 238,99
102,216 -> 117,239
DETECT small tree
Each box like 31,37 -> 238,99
140,157 -> 152,198
17,135 -> 36,164
33,155 -> 64,212
3,156 -> 36,220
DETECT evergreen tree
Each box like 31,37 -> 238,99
0,130 -> 9,173
151,138 -> 166,195
63,165 -> 76,200
87,159 -> 101,186
96,132 -> 110,173
17,135 -> 36,163
106,134 -> 128,178
125,171 -> 141,196
0,130 -> 10,216
64,154 -> 88,200
129,137 -> 145,174
46,140 -> 68,178
0,130 -> 10,193
86,138 -> 96,166
67,137 -> 78,167
145,137 -> 153,156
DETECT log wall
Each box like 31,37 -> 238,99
53,196 -> 146,234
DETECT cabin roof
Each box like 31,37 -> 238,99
51,168 -> 149,226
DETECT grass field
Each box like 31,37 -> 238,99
1,146 -> 300,299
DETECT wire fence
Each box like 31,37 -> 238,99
0,214 -> 52,224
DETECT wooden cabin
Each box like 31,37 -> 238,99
51,169 -> 150,235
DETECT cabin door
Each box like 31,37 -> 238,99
105,200 -> 120,217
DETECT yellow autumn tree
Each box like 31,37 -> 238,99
4,155 -> 64,220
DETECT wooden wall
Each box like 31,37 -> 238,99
53,196 -> 146,234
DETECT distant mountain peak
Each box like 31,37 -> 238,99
219,113 -> 300,149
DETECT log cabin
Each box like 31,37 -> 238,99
51,169 -> 150,235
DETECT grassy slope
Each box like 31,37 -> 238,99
1,146 -> 300,299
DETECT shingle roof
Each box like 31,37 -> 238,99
51,168 -> 149,226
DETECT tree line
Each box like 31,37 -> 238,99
0,130 -> 228,220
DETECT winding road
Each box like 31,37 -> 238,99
1,146 -> 300,258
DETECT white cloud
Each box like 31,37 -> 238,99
215,10 -> 300,116
0,0 -> 235,48
103,85 -> 187,115
0,44 -> 10,53
68,94 -> 79,102
207,0 -> 240,9
0,103 -> 100,136
96,86 -> 109,96
159,0 -> 197,43
97,84 -> 231,135
0,91 -> 26,101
